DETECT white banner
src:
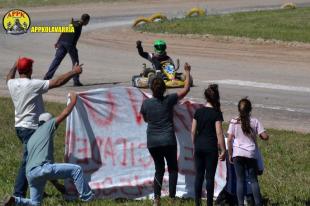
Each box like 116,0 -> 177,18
65,87 -> 226,199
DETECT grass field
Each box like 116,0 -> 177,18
0,0 -> 131,8
0,97 -> 309,205
136,7 -> 310,43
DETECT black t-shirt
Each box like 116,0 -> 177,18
58,20 -> 82,46
140,93 -> 178,148
194,107 -> 223,152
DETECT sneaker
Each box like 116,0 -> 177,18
74,81 -> 83,87
82,192 -> 95,202
2,196 -> 15,206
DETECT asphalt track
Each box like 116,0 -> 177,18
0,0 -> 310,132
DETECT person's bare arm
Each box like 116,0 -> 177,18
227,133 -> 234,164
191,119 -> 197,145
177,63 -> 191,100
259,131 -> 269,140
6,61 -> 18,83
216,121 -> 226,161
49,63 -> 83,89
55,92 -> 77,126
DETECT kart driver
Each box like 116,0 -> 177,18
136,39 -> 175,72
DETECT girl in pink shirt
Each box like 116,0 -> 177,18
227,98 -> 269,206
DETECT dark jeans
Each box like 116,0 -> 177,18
44,43 -> 80,83
194,151 -> 218,206
233,156 -> 262,206
14,127 -> 36,197
148,145 -> 178,199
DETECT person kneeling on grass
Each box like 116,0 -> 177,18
3,92 -> 94,206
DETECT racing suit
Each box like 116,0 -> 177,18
136,43 -> 174,72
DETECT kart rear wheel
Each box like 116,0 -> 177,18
143,68 -> 155,77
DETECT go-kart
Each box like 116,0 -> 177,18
132,59 -> 193,88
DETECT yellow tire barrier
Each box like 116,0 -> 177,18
132,17 -> 152,27
149,13 -> 168,22
186,7 -> 206,17
281,2 -> 297,9
133,13 -> 168,27
133,7 -> 206,28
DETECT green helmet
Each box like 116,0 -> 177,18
154,39 -> 166,55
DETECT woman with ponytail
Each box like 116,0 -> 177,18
191,84 -> 226,206
140,63 -> 191,206
227,98 -> 269,206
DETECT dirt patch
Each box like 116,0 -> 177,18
83,27 -> 310,66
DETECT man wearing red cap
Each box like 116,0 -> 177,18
6,57 -> 83,199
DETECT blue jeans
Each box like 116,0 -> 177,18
14,127 -> 36,197
15,163 -> 93,205
44,43 -> 80,83
233,157 -> 262,206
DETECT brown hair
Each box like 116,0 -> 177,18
238,98 -> 253,137
151,77 -> 166,100
204,84 -> 221,112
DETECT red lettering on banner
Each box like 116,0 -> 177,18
130,142 -> 136,166
104,137 -> 116,166
67,136 -> 153,170
115,138 -> 128,166
126,88 -> 143,125
80,92 -> 116,127
76,138 -> 89,164
93,177 -> 118,196
137,143 -> 153,168
88,175 -> 154,197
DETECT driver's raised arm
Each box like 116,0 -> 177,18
136,40 -> 151,60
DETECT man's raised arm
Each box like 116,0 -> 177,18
6,61 -> 18,83
49,64 -> 83,89
55,92 -> 77,126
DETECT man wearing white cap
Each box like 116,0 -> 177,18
3,92 -> 94,206
6,57 -> 83,198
